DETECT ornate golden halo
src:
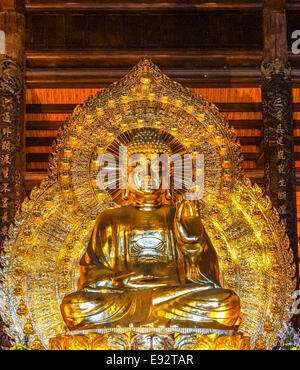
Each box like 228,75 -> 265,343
0,59 -> 296,350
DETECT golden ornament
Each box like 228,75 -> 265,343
0,59 -> 295,350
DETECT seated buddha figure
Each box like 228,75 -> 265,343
61,129 -> 241,331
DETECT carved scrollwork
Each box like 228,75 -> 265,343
261,58 -> 291,80
0,59 -> 22,97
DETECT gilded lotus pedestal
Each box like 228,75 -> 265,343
49,330 -> 250,350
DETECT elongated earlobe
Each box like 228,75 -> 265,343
165,189 -> 172,200
123,187 -> 130,200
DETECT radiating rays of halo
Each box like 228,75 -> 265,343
95,127 -> 193,205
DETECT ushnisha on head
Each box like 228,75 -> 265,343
127,128 -> 172,156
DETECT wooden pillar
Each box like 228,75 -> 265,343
261,1 -> 299,285
0,0 -> 25,350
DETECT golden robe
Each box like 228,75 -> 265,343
61,205 -> 240,330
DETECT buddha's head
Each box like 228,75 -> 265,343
125,129 -> 172,206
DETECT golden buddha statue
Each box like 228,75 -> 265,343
61,128 -> 241,332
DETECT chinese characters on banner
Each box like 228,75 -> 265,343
262,60 -> 298,263
0,59 -> 24,250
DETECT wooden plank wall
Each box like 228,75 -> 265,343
25,87 -> 263,171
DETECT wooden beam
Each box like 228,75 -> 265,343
25,1 -> 263,11
25,67 -> 300,88
27,51 -> 261,68
25,51 -> 262,88
26,137 -> 55,146
291,65 -> 300,87
243,153 -> 260,161
294,137 -> 300,144
22,1 -> 300,12
26,104 -> 75,113
26,153 -> 50,162
26,67 -> 262,88
229,120 -> 262,129
26,121 -> 63,130
239,137 -> 261,145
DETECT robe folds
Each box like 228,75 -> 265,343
61,205 -> 241,330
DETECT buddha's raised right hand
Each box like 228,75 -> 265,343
174,195 -> 206,257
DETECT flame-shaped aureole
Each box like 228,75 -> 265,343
1,59 -> 295,350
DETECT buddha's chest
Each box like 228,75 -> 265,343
112,207 -> 178,270
127,228 -> 175,264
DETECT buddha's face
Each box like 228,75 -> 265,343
127,153 -> 169,202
